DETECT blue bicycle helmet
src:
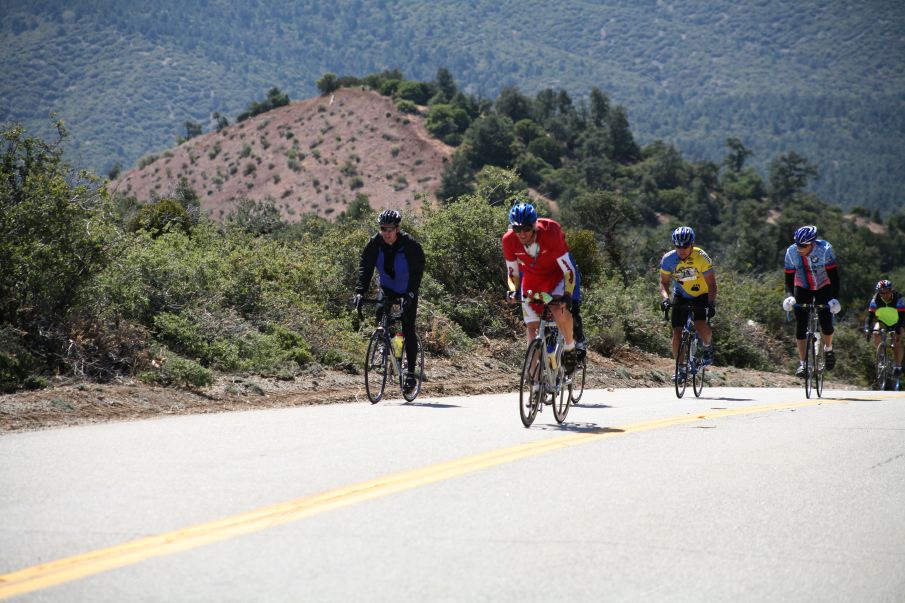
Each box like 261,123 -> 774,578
509,201 -> 537,227
793,225 -> 818,245
876,279 -> 893,291
671,226 -> 695,247
377,209 -> 402,226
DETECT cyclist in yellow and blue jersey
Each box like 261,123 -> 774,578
659,226 -> 717,372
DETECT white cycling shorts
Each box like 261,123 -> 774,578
521,279 -> 565,324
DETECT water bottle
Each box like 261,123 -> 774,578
392,332 -> 404,359
547,340 -> 557,370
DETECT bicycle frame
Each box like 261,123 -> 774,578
359,294 -> 423,403
667,302 -> 707,398
871,326 -> 900,391
519,298 -> 572,427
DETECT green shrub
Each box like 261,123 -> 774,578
581,276 -> 670,357
23,375 -> 49,390
139,353 -> 213,388
128,199 -> 193,236
395,99 -> 419,114
153,312 -> 209,360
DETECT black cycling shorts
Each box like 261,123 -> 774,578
671,294 -> 708,328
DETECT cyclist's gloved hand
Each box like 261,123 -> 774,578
506,290 -> 520,303
661,299 -> 670,312
561,292 -> 573,312
782,296 -> 796,312
353,293 -> 363,311
706,302 -> 716,319
828,298 -> 842,314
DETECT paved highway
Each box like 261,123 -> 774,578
2,387 -> 904,601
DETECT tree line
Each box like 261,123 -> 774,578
2,69 -> 903,393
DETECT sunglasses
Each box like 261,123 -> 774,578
795,242 -> 811,248
379,226 -> 397,233
511,224 -> 534,233
675,244 -> 692,250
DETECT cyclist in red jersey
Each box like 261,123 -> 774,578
502,201 -> 579,374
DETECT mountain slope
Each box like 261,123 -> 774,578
3,0 -> 904,212
112,88 -> 453,219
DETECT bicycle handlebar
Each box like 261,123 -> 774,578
356,295 -> 405,321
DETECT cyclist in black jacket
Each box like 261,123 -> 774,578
354,209 -> 425,393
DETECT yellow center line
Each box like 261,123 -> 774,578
1,393 -> 900,598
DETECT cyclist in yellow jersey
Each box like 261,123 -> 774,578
659,226 -> 717,371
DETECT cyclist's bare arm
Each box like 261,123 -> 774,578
659,271 -> 672,302
704,271 -> 717,304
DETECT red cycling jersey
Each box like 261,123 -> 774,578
502,218 -> 575,297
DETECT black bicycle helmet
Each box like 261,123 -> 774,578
377,209 -> 402,226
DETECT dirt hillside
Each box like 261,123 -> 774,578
110,88 -> 454,220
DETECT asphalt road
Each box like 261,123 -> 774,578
2,387 -> 904,602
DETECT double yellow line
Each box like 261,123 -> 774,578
1,394 -> 894,598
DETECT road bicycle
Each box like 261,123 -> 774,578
795,302 -> 828,399
666,301 -> 709,399
867,306 -> 901,391
519,293 -> 572,427
358,294 -> 423,403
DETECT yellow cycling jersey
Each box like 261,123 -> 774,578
659,247 -> 715,299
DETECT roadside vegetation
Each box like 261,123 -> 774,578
3,70 -> 904,393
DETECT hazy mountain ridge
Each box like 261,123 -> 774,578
3,0 -> 904,211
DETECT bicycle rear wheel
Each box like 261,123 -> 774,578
804,333 -> 816,399
675,334 -> 690,398
364,331 -> 389,404
519,339 -> 544,427
568,354 -> 586,404
553,365 -> 571,424
692,338 -> 705,398
875,345 -> 889,390
401,333 -> 424,402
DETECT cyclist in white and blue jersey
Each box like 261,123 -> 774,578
782,225 -> 841,376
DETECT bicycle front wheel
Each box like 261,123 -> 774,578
401,333 -> 424,402
568,354 -> 587,404
553,365 -> 571,424
519,339 -> 544,428
675,334 -> 690,398
692,340 -> 705,398
814,340 -> 825,397
804,334 -> 816,399
364,332 -> 389,404
875,344 -> 889,390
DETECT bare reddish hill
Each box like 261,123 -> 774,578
110,88 -> 455,220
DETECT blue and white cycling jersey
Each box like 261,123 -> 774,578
784,239 -> 837,291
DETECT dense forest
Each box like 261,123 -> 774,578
2,0 -> 904,213
3,68 -> 904,394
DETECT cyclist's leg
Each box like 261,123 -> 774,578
814,287 -> 836,369
792,288 -> 812,369
894,327 -> 904,372
671,303 -> 688,358
521,298 -> 542,342
689,293 -> 712,340
400,294 -> 419,387
571,301 -> 585,343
